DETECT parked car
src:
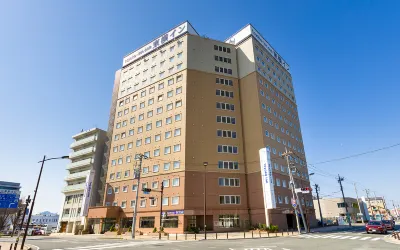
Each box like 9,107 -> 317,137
32,229 -> 43,236
366,220 -> 387,234
382,220 -> 395,230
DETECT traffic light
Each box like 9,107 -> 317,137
142,188 -> 152,192
301,187 -> 312,192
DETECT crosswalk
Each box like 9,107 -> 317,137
52,240 -> 179,250
295,233 -> 382,242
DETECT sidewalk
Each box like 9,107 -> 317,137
51,230 -> 299,241
0,242 -> 36,250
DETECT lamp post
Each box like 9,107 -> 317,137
20,155 -> 69,250
203,162 -> 208,240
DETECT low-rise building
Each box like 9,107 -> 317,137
313,197 -> 368,224
25,211 -> 59,230
58,128 -> 107,234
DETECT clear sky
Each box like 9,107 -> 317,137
1,0 -> 400,214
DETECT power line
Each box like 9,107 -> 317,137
310,142 -> 400,165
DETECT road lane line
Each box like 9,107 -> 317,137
338,236 -> 352,239
360,237 -> 371,240
371,238 -> 381,241
349,236 -> 360,239
329,235 -> 341,238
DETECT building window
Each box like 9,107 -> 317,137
162,197 -> 169,205
216,102 -> 234,111
176,87 -> 182,94
169,196 -> 179,206
155,134 -> 161,142
217,129 -> 237,139
143,167 -> 149,174
130,200 -> 136,207
161,179 -> 169,188
176,75 -> 182,82
157,107 -> 163,114
164,162 -> 170,171
126,156 -> 131,163
216,116 -> 236,124
168,78 -> 174,85
146,123 -> 152,131
219,195 -> 240,204
166,117 -> 172,124
173,144 -> 181,152
165,131 -> 172,139
139,217 -> 154,228
218,161 -> 239,170
217,145 -> 238,154
174,128 -> 181,136
172,178 -> 180,187
132,185 -> 138,191
122,186 -> 128,192
145,137 -> 151,144
175,114 -> 181,121
218,177 -> 240,187
218,215 -> 240,228
167,103 -> 173,110
152,181 -> 158,189
167,90 -> 173,98
107,187 -> 112,194
175,100 -> 182,107
164,146 -> 171,155
153,164 -> 159,173
114,187 -> 119,193
154,149 -> 160,157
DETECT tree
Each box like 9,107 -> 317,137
0,199 -> 24,232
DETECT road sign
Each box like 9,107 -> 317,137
0,194 -> 19,208
291,198 -> 297,208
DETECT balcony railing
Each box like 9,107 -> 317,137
62,183 -> 86,193
66,158 -> 93,170
70,135 -> 97,149
64,170 -> 90,181
69,147 -> 95,159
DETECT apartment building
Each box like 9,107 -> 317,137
362,196 -> 389,220
58,128 -> 107,233
87,21 -> 315,234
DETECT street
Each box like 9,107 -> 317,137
1,229 -> 397,250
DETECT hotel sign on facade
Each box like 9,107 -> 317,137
122,21 -> 198,67
225,24 -> 290,71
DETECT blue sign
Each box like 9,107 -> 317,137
162,210 -> 184,216
0,194 -> 19,208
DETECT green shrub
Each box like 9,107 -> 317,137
269,225 -> 279,232
152,227 -> 157,233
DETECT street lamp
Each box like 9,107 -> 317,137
203,162 -> 208,239
20,155 -> 69,250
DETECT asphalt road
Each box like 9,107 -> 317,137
1,227 -> 398,250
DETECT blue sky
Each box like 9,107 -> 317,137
1,0 -> 400,213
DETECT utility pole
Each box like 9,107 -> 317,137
337,175 -> 351,226
314,184 -> 324,227
131,153 -> 148,239
391,200 -> 399,218
373,191 -> 382,220
353,183 -> 364,223
203,162 -> 208,239
365,189 -> 373,219
282,149 -> 307,233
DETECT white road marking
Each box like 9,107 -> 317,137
338,236 -> 352,239
360,237 -> 371,241
371,238 -> 381,241
329,235 -> 341,238
349,236 -> 360,239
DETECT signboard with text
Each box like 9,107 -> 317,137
259,148 -> 276,226
122,21 -> 198,67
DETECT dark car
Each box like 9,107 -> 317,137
32,229 -> 43,236
366,220 -> 387,234
382,220 -> 394,230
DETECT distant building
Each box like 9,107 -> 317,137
25,211 -> 59,230
58,128 -> 107,234
313,197 -> 368,224
361,196 -> 389,220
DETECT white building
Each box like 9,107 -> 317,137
58,128 -> 107,234
25,211 -> 59,230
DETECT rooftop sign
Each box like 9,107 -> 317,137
225,24 -> 290,72
123,21 -> 198,67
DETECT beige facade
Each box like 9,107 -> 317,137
313,197 -> 367,223
88,22 -> 315,234
59,128 -> 107,234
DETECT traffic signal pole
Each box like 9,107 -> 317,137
314,184 -> 324,227
159,182 -> 164,240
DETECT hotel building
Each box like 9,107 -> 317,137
87,21 -> 315,234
